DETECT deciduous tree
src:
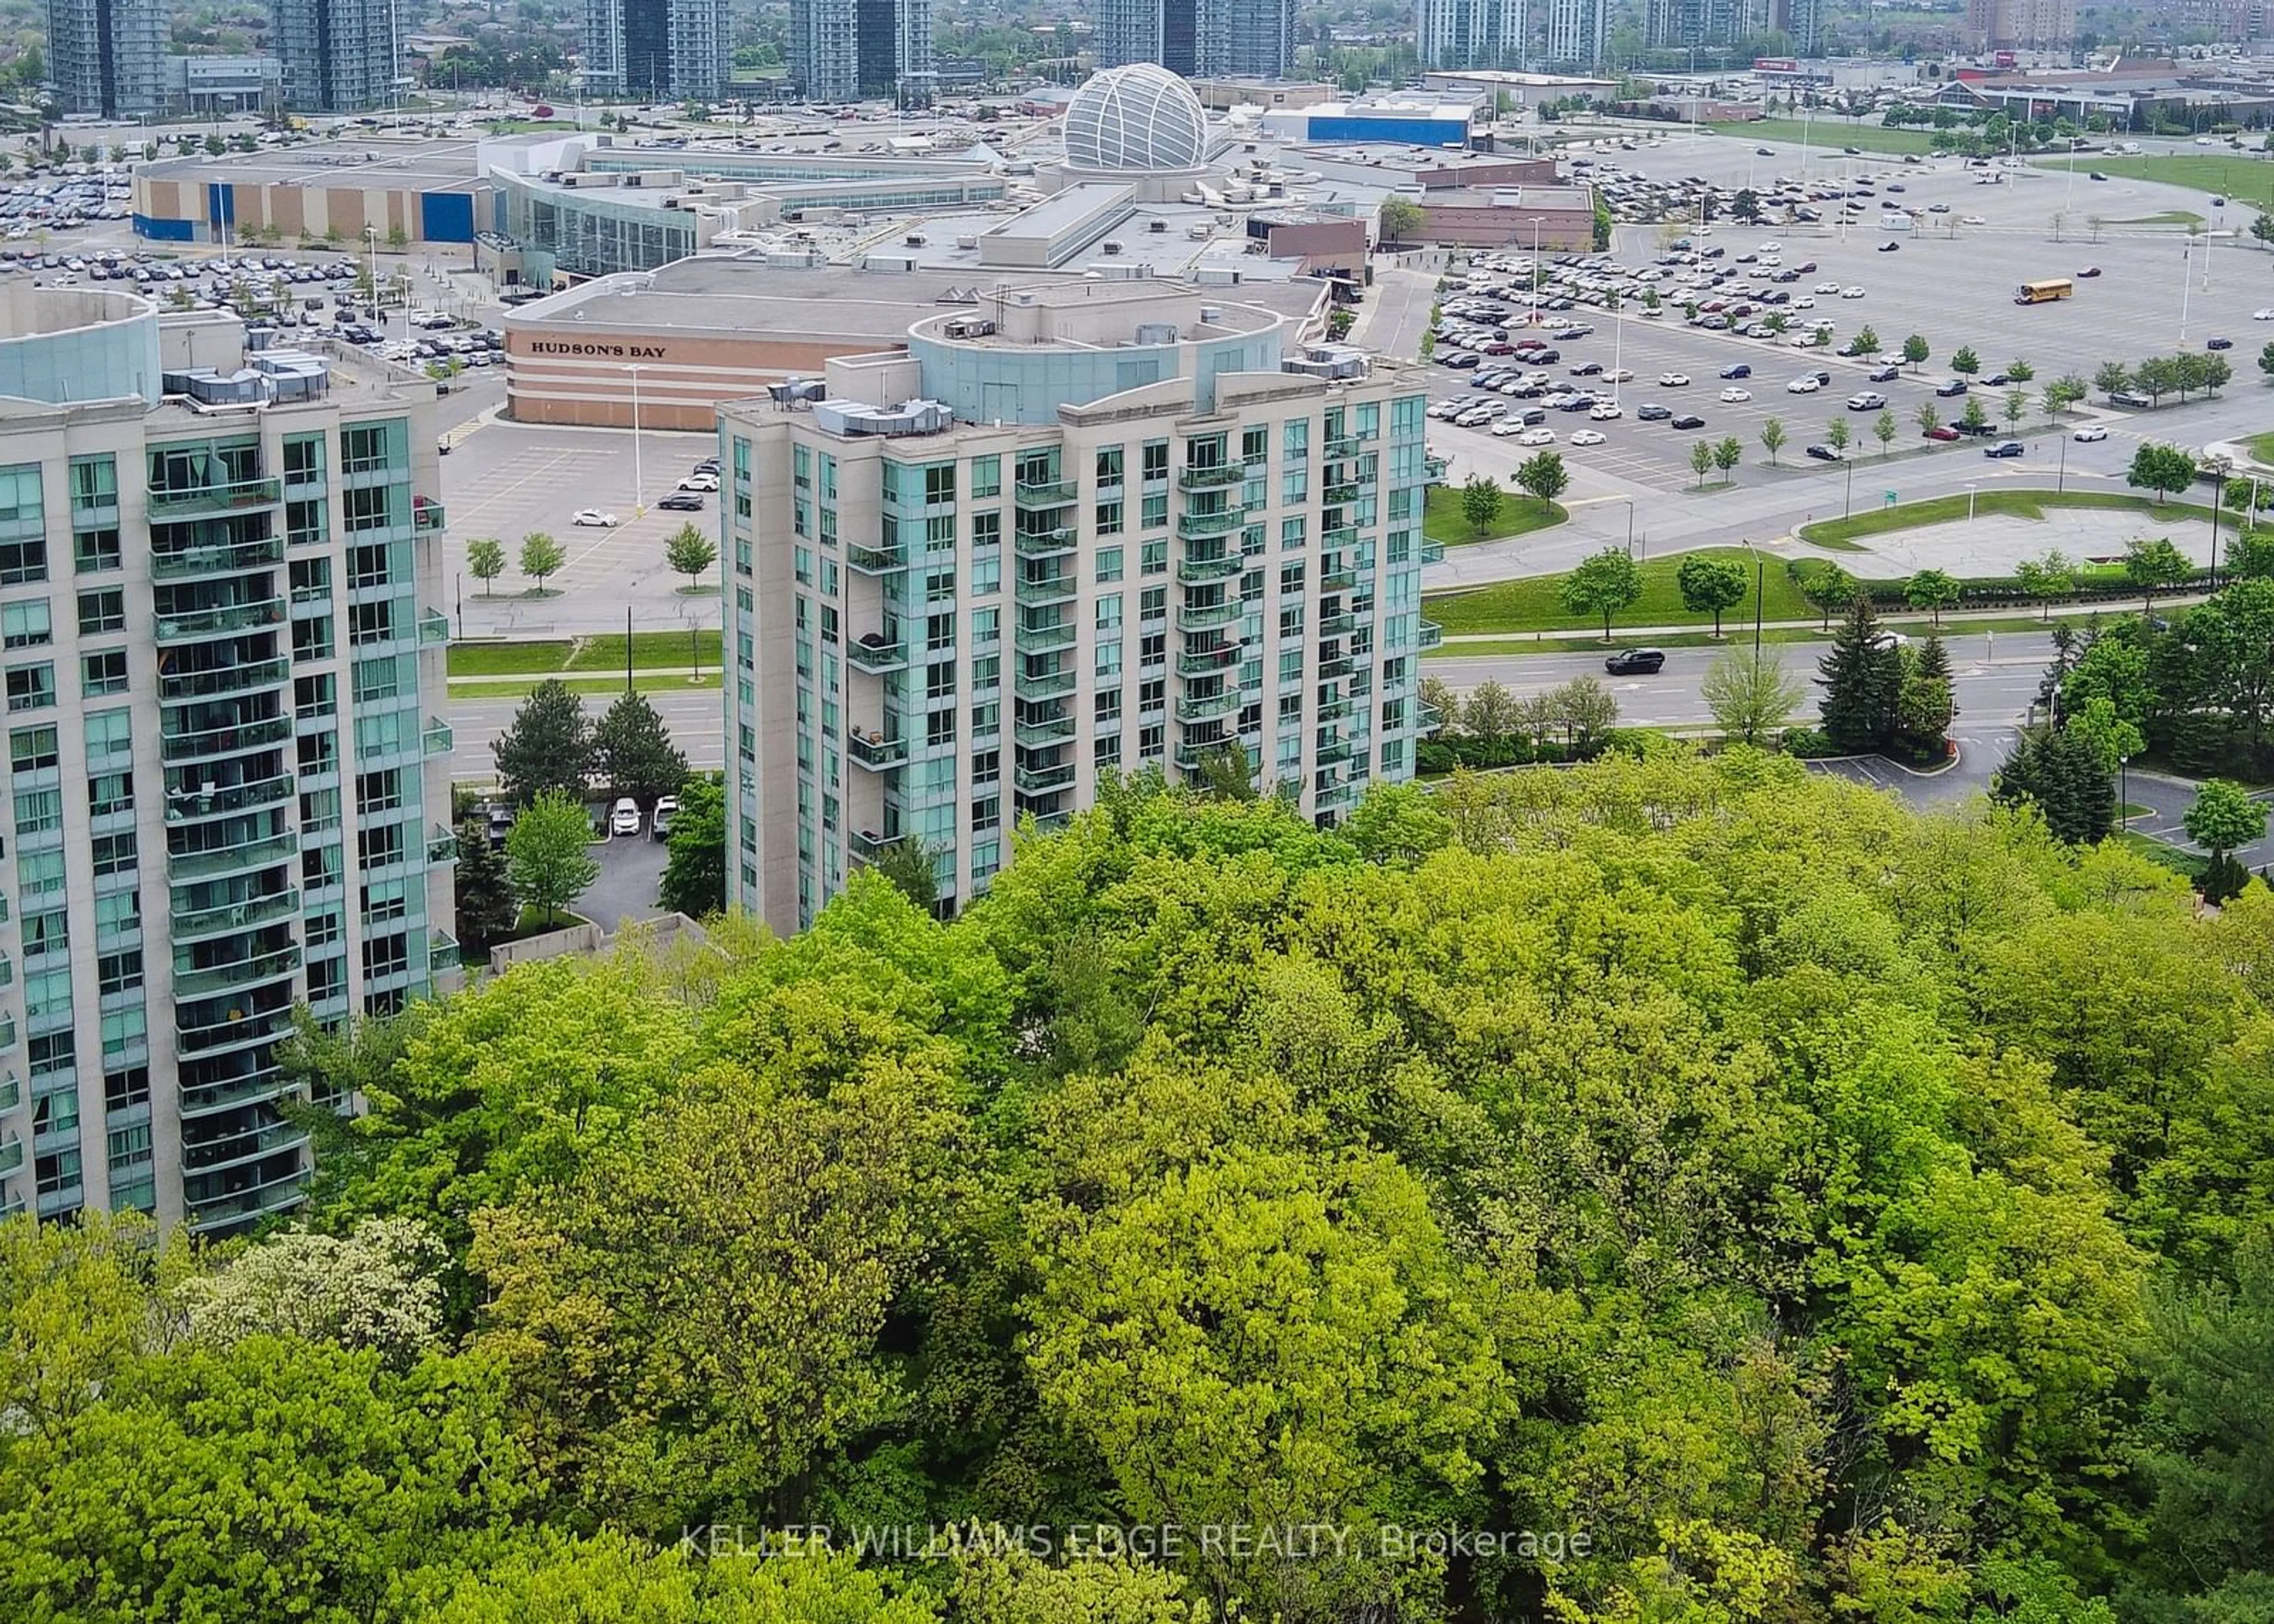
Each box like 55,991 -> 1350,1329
506,789 -> 600,928
1703,647 -> 1806,744
1678,554 -> 1748,635
1560,546 -> 1644,641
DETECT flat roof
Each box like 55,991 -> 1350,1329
981,182 -> 1133,242
144,139 -> 487,192
1426,185 -> 1593,209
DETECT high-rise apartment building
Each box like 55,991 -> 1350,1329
1541,0 -> 1606,67
582,0 -> 731,100
789,0 -> 936,104
1096,0 -> 1293,77
271,0 -> 398,112
46,0 -> 169,118
1417,0 -> 1525,70
1965,0 -> 2074,49
0,285 -> 457,1234
717,284 -> 1440,935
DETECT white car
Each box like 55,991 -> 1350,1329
1719,386 -> 1752,402
1569,429 -> 1607,446
1845,392 -> 1887,410
571,509 -> 620,527
1489,417 -> 1533,436
677,472 -> 719,491
1841,287 -> 1867,299
1961,214 -> 1987,225
2073,424 -> 2109,442
1760,240 -> 1782,252
1793,295 -> 1817,309
1659,372 -> 1691,386
609,797 -> 641,837
1602,366 -> 1635,381
1815,280 -> 1842,293
2256,308 -> 2274,321
1589,401 -> 1624,418
1515,427 -> 1556,446
1784,377 -> 1822,394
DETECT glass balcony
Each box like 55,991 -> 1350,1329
426,825 -> 458,864
160,659 -> 291,702
1014,667 -> 1077,700
1177,645 -> 1241,677
1321,526 -> 1358,552
1014,760 -> 1076,795
1418,702 -> 1444,734
147,476 -> 282,517
1173,738 -> 1236,773
1324,481 -> 1361,505
1178,465 -> 1244,490
419,609 -> 451,645
176,1006 -> 294,1060
1014,714 -> 1075,749
150,538 -> 286,580
172,887 -> 299,942
1325,436 -> 1362,460
1177,509 -> 1241,540
187,1169 -> 309,1233
172,946 -> 301,1000
1322,567 -> 1359,591
1419,620 -> 1444,649
1022,808 -> 1073,834
431,930 -> 461,974
155,597 -> 285,644
1317,738 -> 1356,764
1420,541 -> 1446,564
1013,527 -> 1076,560
0,1015 -> 16,1051
1319,655 -> 1355,679
163,775 -> 293,823
1321,612 -> 1367,637
413,498 -> 445,533
1178,600 -> 1241,633
0,1136 -> 21,1176
1014,573 -> 1077,607
1175,688 -> 1239,723
1178,551 -> 1242,584
846,541 -> 905,574
848,828 -> 897,862
1014,477 -> 1077,507
166,831 -> 300,882
422,718 -> 453,755
184,1122 -> 309,1174
0,1071 -> 17,1112
178,1068 -> 297,1116
846,636 -> 908,675
1317,694 -> 1355,722
1018,620 -> 1077,653
847,732 -> 907,770
161,715 -> 293,765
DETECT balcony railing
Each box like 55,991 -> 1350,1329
187,1170 -> 309,1232
149,538 -> 285,580
155,597 -> 285,643
0,1071 -> 17,1112
1173,738 -> 1235,772
1420,541 -> 1446,564
184,1122 -> 309,1174
166,831 -> 300,882
426,825 -> 459,864
413,499 -> 446,533
1013,527 -> 1077,560
846,542 -> 905,575
1019,620 -> 1077,653
849,828 -> 897,862
1321,612 -> 1364,638
178,1068 -> 297,1117
160,659 -> 291,702
431,930 -> 461,974
1022,808 -> 1074,834
1318,694 -> 1355,722
1316,738 -> 1356,764
173,946 -> 301,1001
419,609 -> 451,645
1014,667 -> 1077,700
1014,477 -> 1077,507
1177,551 -> 1242,584
1014,573 -> 1077,607
1014,760 -> 1076,795
1178,465 -> 1244,490
1177,600 -> 1241,633
1419,620 -> 1444,649
1325,435 -> 1363,460
1014,713 -> 1075,749
0,1136 -> 21,1176
1418,702 -> 1444,734
1324,481 -> 1361,505
422,718 -> 453,756
1322,567 -> 1359,592
1321,526 -> 1358,552
846,636 -> 908,676
1177,509 -> 1241,539
163,775 -> 293,822
160,716 -> 293,765
0,1015 -> 15,1051
1177,645 -> 1242,677
1175,689 -> 1239,723
847,733 -> 907,770
147,476 -> 282,517
171,887 -> 299,941
176,1005 -> 295,1060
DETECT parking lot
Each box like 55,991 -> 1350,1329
1425,131 -> 2274,499
439,420 -> 725,637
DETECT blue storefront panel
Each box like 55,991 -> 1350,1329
420,191 -> 475,243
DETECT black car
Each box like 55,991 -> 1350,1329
1868,364 -> 1901,382
1935,380 -> 1969,397
659,492 -> 706,510
1719,363 -> 1751,378
1981,372 -> 2010,387
1604,648 -> 1666,676
1805,443 -> 1843,461
1671,414 -> 1706,429
2209,336 -> 2235,350
1878,241 -> 1900,252
1570,361 -> 1602,375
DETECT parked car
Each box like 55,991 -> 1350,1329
1877,241 -> 1900,252
1868,364 -> 1900,382
2073,424 -> 2109,442
1636,403 -> 1674,421
659,492 -> 706,511
1804,443 -> 1843,461
1935,380 -> 1969,397
2077,266 -> 2103,278
1846,391 -> 1887,410
1670,413 -> 1706,429
2208,336 -> 2235,350
1785,377 -> 1821,394
609,797 -> 642,837
1604,648 -> 1666,675
1719,362 -> 1751,379
678,472 -> 720,491
1984,439 -> 2026,458
1570,429 -> 1607,446
651,795 -> 679,840
572,508 -> 620,526
1719,386 -> 1752,402
1923,425 -> 1962,442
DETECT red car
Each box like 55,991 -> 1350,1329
1923,425 -> 1962,442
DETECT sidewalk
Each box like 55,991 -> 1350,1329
1435,596 -> 2196,645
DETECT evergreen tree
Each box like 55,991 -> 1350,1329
1817,593 -> 1902,752
451,821 -> 518,956
492,679 -> 592,806
593,692 -> 689,807
1993,725 -> 2115,844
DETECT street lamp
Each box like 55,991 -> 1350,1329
1740,535 -> 1764,659
1843,456 -> 1855,520
2120,752 -> 2131,823
1967,481 -> 1978,525
626,364 -> 645,514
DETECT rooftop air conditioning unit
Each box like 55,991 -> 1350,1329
1101,240 -> 1123,254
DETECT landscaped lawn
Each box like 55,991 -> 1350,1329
1422,483 -> 1568,547
2246,430 -> 2274,467
2035,152 -> 2274,204
1798,489 -> 2212,548
449,629 -> 721,678
1705,118 -> 1941,157
1423,545 -> 1816,637
1422,612 -> 2053,657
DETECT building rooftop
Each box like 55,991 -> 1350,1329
141,137 -> 489,193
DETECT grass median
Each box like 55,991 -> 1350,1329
1423,484 -> 1568,548
1797,488 -> 2212,549
450,629 -> 720,679
1705,118 -> 1939,157
1423,545 -> 1817,637
1426,613 -> 2054,658
2036,151 -> 2273,204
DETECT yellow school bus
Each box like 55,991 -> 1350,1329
2014,278 -> 2074,304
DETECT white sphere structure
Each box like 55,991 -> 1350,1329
1062,65 -> 1207,173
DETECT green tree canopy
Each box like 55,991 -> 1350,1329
1560,546 -> 1645,641
493,678 -> 592,806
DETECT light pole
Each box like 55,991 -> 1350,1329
2180,234 -> 2195,340
2057,431 -> 2069,493
1742,535 -> 1764,659
1843,455 -> 1855,519
1967,481 -> 1978,525
2120,752 -> 2130,821
1529,217 -> 1543,320
362,223 -> 378,310
1624,499 -> 1637,559
627,364 -> 645,515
